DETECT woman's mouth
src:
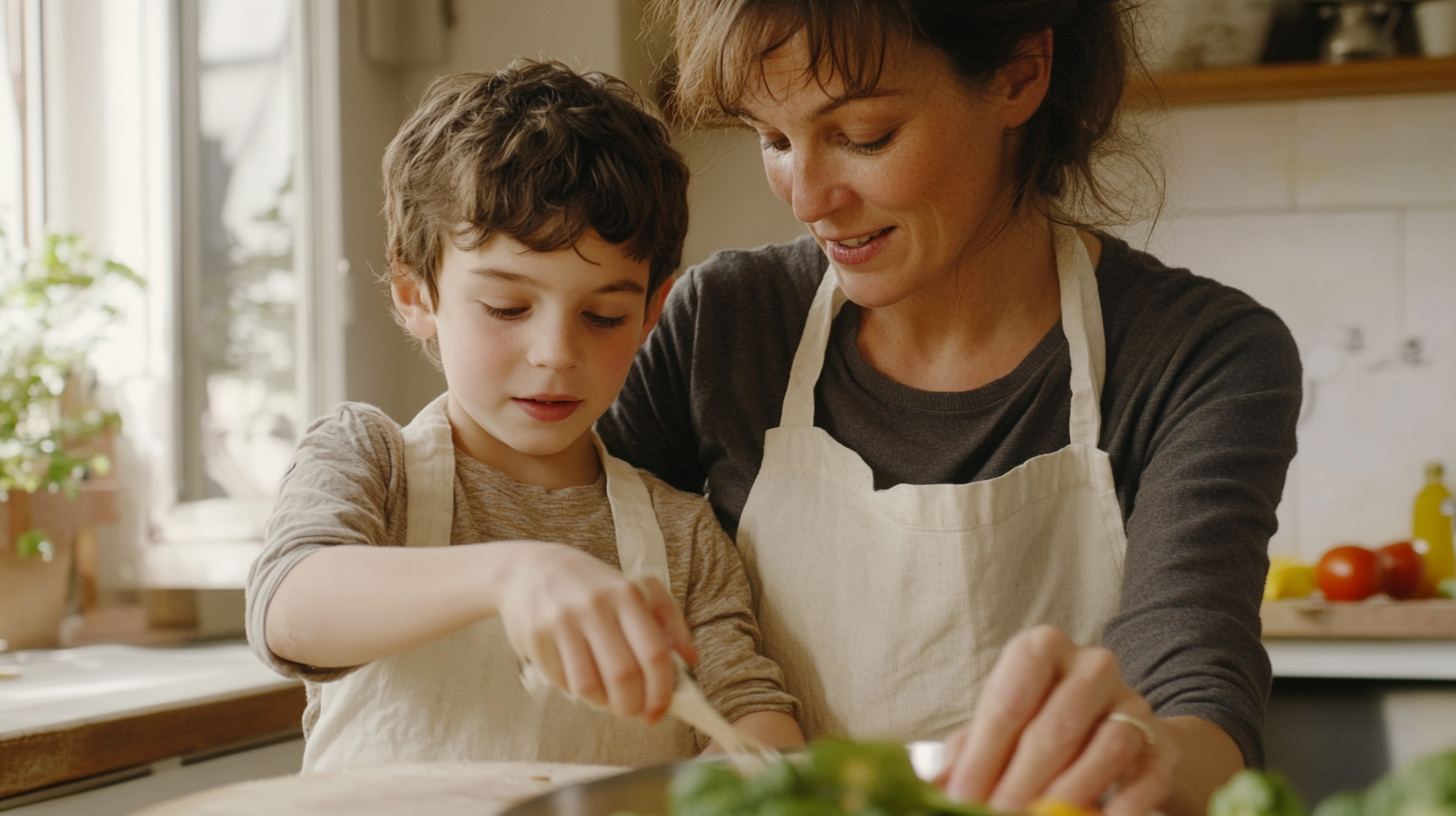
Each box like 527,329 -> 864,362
825,227 -> 892,265
834,228 -> 889,248
513,397 -> 582,422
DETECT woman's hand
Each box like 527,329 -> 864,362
496,542 -> 697,725
937,626 -> 1177,816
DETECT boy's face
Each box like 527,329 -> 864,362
392,230 -> 665,483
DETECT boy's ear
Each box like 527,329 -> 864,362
639,276 -> 674,345
391,272 -> 438,339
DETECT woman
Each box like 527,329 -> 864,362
598,2 -> 1302,815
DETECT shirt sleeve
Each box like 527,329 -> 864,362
660,485 -> 801,749
245,402 -> 405,683
1103,303 -> 1302,770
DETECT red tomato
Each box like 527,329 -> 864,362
1378,541 -> 1425,600
1317,545 -> 1383,601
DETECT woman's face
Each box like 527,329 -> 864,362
738,33 -> 1043,310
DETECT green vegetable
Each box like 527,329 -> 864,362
656,738 -> 1001,816
1210,769 -> 1305,816
1211,749 -> 1456,816
1437,578 -> 1456,600
1312,792 -> 1365,816
1364,751 -> 1456,816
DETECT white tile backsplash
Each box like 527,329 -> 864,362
1163,103 -> 1295,212
1145,211 -> 1402,349
1139,98 -> 1456,559
1295,94 -> 1456,209
1404,208 -> 1456,348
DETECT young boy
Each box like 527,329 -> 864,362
245,59 -> 802,773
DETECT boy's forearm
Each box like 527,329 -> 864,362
263,541 -> 527,669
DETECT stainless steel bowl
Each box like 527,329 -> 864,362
499,741 -> 947,816
500,760 -> 690,816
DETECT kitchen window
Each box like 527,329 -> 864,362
36,0 -> 344,594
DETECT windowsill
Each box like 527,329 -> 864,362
0,642 -> 304,801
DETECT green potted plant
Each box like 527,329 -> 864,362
0,231 -> 142,650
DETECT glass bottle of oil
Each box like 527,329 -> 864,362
1414,461 -> 1455,597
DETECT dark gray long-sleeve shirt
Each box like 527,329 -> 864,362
598,233 -> 1302,767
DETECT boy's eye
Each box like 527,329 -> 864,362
584,312 -> 628,329
482,304 -> 527,320
758,134 -> 790,153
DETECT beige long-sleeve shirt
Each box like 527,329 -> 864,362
246,401 -> 798,752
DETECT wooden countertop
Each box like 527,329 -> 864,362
131,761 -> 622,816
0,643 -> 304,800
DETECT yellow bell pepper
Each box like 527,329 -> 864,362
1028,799 -> 1101,816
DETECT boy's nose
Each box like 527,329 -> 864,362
526,322 -> 580,370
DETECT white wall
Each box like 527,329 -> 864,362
336,0 -> 444,423
1113,93 -> 1456,561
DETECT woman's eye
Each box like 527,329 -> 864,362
482,304 -> 527,320
846,130 -> 895,154
584,312 -> 628,329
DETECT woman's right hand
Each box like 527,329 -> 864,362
495,541 -> 697,724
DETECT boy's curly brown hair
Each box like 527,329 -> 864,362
382,59 -> 689,360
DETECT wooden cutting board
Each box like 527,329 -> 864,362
130,761 -> 622,816
1262,598 -> 1456,638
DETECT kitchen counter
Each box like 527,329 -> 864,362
0,642 -> 304,803
132,761 -> 621,816
1266,638 -> 1456,680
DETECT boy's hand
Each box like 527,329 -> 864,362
497,542 -> 696,724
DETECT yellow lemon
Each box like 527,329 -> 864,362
1265,557 -> 1315,601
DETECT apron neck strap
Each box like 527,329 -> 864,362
1054,225 -> 1106,447
399,398 -> 671,591
401,393 -> 456,549
779,271 -> 847,428
592,435 -> 672,590
777,225 -> 1106,447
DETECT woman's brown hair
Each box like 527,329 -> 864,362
653,0 -> 1157,229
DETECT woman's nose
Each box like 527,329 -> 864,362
788,148 -> 846,225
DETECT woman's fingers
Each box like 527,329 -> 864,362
1039,704 -> 1161,807
941,626 -> 1172,816
988,644 -> 1125,812
1101,722 -> 1178,816
942,625 -> 1071,804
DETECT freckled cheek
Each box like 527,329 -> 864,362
443,322 -> 517,375
872,161 -> 942,212
592,334 -> 644,384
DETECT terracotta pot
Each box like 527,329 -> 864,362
0,484 -> 118,650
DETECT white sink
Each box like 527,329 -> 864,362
0,642 -> 297,738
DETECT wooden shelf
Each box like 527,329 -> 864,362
1127,56 -> 1456,107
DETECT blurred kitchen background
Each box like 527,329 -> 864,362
1,0 -> 1455,809
17,0 -> 1450,612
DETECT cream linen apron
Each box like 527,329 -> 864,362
735,225 -> 1128,743
303,394 -> 697,771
